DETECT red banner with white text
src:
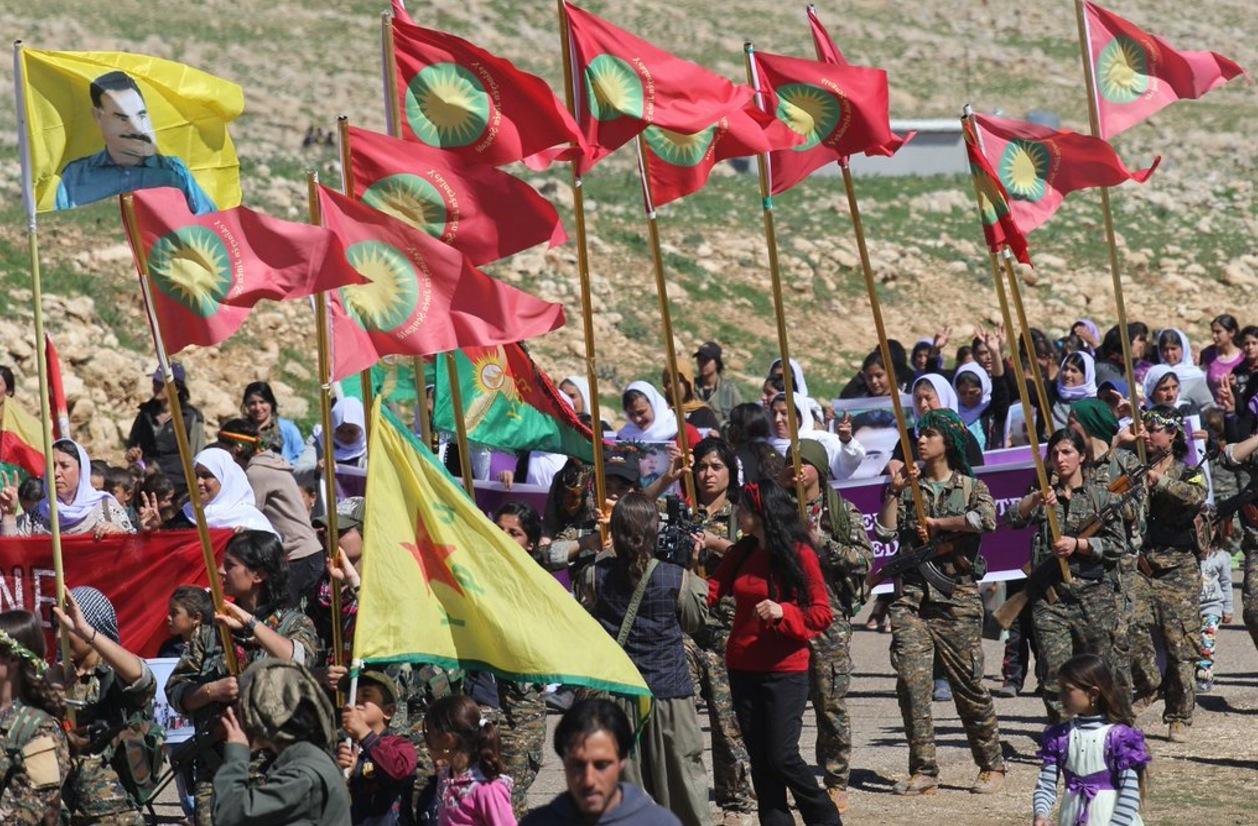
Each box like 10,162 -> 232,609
0,530 -> 232,658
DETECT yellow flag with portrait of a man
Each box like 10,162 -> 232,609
16,46 -> 243,215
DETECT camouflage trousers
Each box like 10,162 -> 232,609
1242,539 -> 1258,652
496,681 -> 546,819
808,616 -> 852,791
1130,560 -> 1202,725
1031,580 -> 1122,724
683,633 -> 755,813
1109,558 -> 1138,706
64,753 -> 144,826
889,585 -> 1003,777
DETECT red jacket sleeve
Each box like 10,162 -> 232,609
775,544 -> 833,641
707,538 -> 750,607
362,732 -> 418,781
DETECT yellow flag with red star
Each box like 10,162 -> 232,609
352,401 -> 651,704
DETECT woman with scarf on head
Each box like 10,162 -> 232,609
768,392 -> 864,482
875,408 -> 1005,797
294,396 -> 368,489
1005,429 -> 1127,724
213,659 -> 349,826
1155,328 -> 1214,411
0,439 -> 132,537
954,359 -> 1010,452
166,531 -> 321,826
142,447 -> 276,535
51,586 -> 157,824
1128,406 -> 1208,743
1140,365 -> 1203,419
619,381 -> 704,503
887,375 -> 984,475
240,381 -> 304,465
911,330 -> 948,377
1049,351 -> 1098,431
0,609 -> 70,823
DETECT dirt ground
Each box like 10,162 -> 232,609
150,575 -> 1258,824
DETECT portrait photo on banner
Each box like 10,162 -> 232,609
18,48 -> 244,214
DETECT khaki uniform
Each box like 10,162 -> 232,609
0,701 -> 69,825
876,472 -> 1004,778
1006,479 -> 1127,723
1131,460 -> 1208,726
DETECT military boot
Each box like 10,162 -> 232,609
971,769 -> 1006,794
892,774 -> 938,796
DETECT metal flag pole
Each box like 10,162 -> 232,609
120,193 -> 240,674
633,135 -> 698,506
744,41 -> 807,518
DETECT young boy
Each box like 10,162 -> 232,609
1197,547 -> 1234,693
336,671 -> 418,826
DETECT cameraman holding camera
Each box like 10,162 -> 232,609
577,492 -> 711,826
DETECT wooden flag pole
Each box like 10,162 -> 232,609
306,173 -> 345,694
14,39 -> 73,677
633,135 -> 698,506
556,0 -> 609,530
1073,0 -> 1146,463
744,41 -> 807,519
380,12 -> 435,449
444,352 -> 478,499
120,194 -> 240,675
838,160 -> 929,529
336,116 -> 375,443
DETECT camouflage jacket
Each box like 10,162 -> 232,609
0,701 -> 69,825
1006,478 -> 1126,589
807,488 -> 874,617
695,499 -> 738,639
1084,448 -> 1147,555
876,471 -> 996,601
1143,459 -> 1208,569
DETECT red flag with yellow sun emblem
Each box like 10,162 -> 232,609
316,186 -> 565,381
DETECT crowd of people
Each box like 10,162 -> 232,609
0,311 -> 1255,826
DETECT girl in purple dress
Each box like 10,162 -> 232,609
1033,654 -> 1150,826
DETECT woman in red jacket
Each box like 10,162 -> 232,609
708,478 -> 839,826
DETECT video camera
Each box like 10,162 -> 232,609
655,496 -> 704,567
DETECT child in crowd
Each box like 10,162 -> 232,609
17,476 -> 43,515
138,473 -> 177,527
158,585 -> 214,659
104,466 -> 138,526
89,459 -> 109,491
1033,654 -> 1149,826
424,694 -> 515,826
336,670 -> 418,826
1197,546 -> 1234,693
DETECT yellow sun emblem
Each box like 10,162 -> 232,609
407,63 -> 491,148
463,347 -> 522,431
362,173 -> 448,239
147,226 -> 233,317
1097,36 -> 1150,104
775,83 -> 842,151
343,241 -> 420,332
586,54 -> 645,121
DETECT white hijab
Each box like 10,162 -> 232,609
952,363 -> 992,426
314,397 -> 368,462
1141,364 -> 1178,410
769,392 -> 847,477
912,373 -> 958,419
1056,351 -> 1097,402
1162,328 -> 1206,382
561,375 -> 592,413
768,357 -> 810,399
37,439 -> 118,529
617,381 -> 678,442
185,447 -> 277,535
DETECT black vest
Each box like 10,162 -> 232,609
593,559 -> 691,699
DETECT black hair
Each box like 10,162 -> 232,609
0,610 -> 66,719
691,437 -> 739,504
169,585 -> 214,625
0,366 -> 13,396
553,698 -> 632,760
241,381 -> 280,416
1061,351 -> 1088,379
425,694 -> 503,779
1239,324 -> 1258,343
1060,334 -> 1088,356
887,339 -> 909,371
17,476 -> 43,504
860,349 -> 886,372
89,458 -> 110,479
216,417 -> 260,461
140,473 -> 175,500
224,530 -> 290,610
750,477 -> 814,606
1156,329 -> 1185,361
621,388 -> 648,413
544,458 -> 593,535
89,70 -> 143,109
1145,405 -> 1189,459
1057,653 -> 1131,726
610,493 -> 660,586
1212,314 -> 1240,339
1046,427 -> 1091,471
724,403 -> 772,447
954,345 -> 972,365
52,441 -> 78,461
492,501 -> 542,549
104,466 -> 133,496
954,371 -> 982,391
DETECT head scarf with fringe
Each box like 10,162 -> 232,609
917,408 -> 973,476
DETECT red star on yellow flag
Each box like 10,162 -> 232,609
401,514 -> 464,596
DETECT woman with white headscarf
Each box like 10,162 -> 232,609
146,447 -> 276,535
1156,328 -> 1215,411
1141,365 -> 1203,418
294,397 -> 368,480
888,375 -> 985,470
768,392 -> 864,481
953,362 -> 1010,451
1050,351 -> 1098,429
0,439 -> 132,536
619,381 -> 683,442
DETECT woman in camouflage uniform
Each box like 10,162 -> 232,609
51,587 -> 157,825
1130,406 -> 1208,743
876,408 -> 1005,797
166,531 -> 321,826
1007,429 -> 1127,724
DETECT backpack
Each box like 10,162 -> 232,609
88,669 -> 166,808
823,486 -> 872,615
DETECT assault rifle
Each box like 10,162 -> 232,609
992,452 -> 1165,630
866,533 -> 965,598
